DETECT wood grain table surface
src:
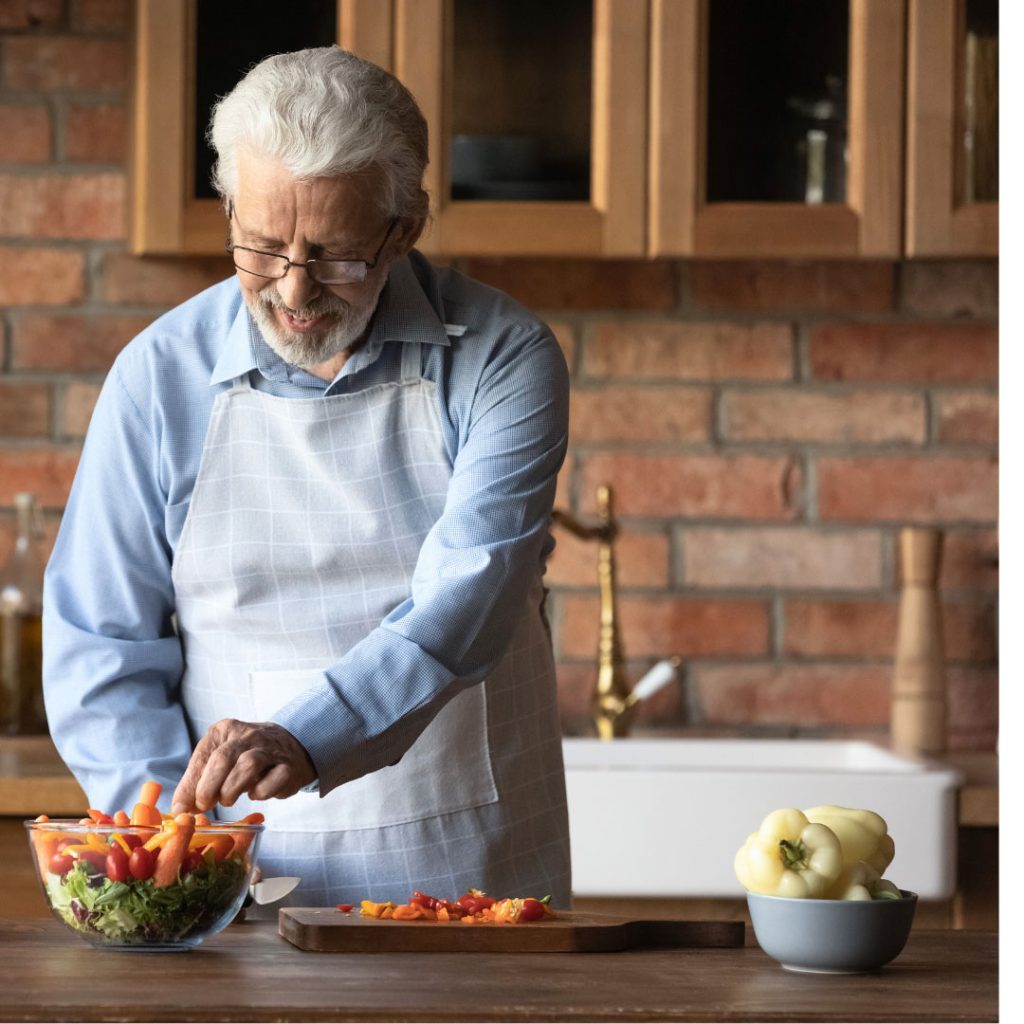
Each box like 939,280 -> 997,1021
0,917 -> 998,1022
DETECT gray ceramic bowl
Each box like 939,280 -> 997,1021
747,890 -> 918,974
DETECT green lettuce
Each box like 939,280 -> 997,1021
45,858 -> 248,944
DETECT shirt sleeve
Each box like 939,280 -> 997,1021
42,362 -> 192,816
270,324 -> 569,795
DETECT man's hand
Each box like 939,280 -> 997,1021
171,719 -> 317,814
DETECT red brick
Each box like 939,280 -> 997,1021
558,594 -> 770,659
60,381 -> 102,437
578,453 -> 802,519
0,172 -> 125,240
584,321 -> 793,381
902,261 -> 998,318
0,447 -> 79,508
783,598 -> 996,662
4,37 -> 129,92
100,253 -> 232,305
0,103 -> 51,162
0,381 -> 50,437
570,386 -> 710,443
818,456 -> 997,523
70,0 -> 131,31
941,529 -> 998,591
461,259 -> 677,311
65,103 -> 127,163
684,527 -> 882,589
690,261 -> 896,313
936,391 -> 998,445
11,313 -> 152,372
810,323 -> 997,384
723,388 -> 926,444
0,247 -> 85,305
545,319 -> 576,369
546,527 -> 669,588
0,0 -> 61,30
946,666 -> 998,751
695,664 -> 891,726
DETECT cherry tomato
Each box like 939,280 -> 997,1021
457,892 -> 495,915
519,898 -> 546,922
128,846 -> 155,881
181,850 -> 202,875
106,845 -> 129,882
336,904 -> 354,912
78,849 -> 108,873
119,834 -> 145,851
48,853 -> 74,876
55,837 -> 78,854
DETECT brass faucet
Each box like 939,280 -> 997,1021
552,485 -> 644,739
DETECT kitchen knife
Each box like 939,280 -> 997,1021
249,876 -> 301,905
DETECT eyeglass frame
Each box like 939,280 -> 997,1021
224,200 -> 399,285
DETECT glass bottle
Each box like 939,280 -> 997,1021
1,493 -> 47,734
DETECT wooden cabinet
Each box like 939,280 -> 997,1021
906,0 -> 998,256
131,0 -> 997,259
649,0 -> 905,258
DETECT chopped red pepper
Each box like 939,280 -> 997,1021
336,904 -> 354,912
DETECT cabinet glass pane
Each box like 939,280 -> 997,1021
450,0 -> 591,202
706,0 -> 849,204
193,1 -> 337,201
961,0 -> 998,203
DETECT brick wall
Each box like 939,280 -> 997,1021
0,3 -> 998,751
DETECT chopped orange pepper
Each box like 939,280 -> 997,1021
112,810 -> 130,827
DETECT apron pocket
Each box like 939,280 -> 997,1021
247,668 -> 499,832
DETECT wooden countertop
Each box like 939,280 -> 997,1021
0,736 -> 999,826
0,918 -> 997,1023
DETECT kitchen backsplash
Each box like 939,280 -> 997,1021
0,2 -> 997,750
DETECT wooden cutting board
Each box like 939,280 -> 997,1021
279,908 -> 744,953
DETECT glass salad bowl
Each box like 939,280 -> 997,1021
25,817 -> 263,951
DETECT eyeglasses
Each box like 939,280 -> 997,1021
225,203 -> 398,285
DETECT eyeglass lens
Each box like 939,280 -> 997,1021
232,250 -> 367,284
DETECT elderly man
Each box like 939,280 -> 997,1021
43,47 -> 571,907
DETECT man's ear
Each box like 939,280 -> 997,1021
393,215 -> 427,256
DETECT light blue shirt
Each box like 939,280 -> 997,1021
43,252 -> 570,815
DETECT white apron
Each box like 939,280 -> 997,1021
171,339 -> 572,907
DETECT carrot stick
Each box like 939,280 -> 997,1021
228,812 -> 264,860
138,781 -> 162,807
152,813 -> 195,888
130,803 -> 162,827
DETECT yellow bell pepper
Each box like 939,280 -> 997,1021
802,805 -> 895,874
734,808 -> 843,898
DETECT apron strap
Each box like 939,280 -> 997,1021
400,341 -> 422,384
229,372 -> 252,393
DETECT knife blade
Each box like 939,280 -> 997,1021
249,876 -> 301,905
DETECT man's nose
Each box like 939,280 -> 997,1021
274,261 -> 322,312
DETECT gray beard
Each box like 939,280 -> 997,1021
244,284 -> 381,370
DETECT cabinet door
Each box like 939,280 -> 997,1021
906,0 -> 998,256
131,1 -> 378,255
392,0 -> 647,257
649,0 -> 904,258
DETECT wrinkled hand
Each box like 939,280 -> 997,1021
171,719 -> 317,814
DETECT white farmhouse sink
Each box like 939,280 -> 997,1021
562,738 -> 963,900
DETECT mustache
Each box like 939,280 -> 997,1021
254,286 -> 350,321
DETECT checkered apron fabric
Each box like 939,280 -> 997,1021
172,341 -> 572,908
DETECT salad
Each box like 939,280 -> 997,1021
28,781 -> 263,948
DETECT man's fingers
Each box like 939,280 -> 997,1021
193,740 -> 245,811
247,762 -> 295,801
170,729 -> 218,813
219,749 -> 271,807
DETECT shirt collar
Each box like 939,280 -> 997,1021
209,254 -> 451,388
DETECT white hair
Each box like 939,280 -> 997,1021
208,47 -> 428,220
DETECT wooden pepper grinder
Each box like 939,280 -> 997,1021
890,527 -> 947,758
